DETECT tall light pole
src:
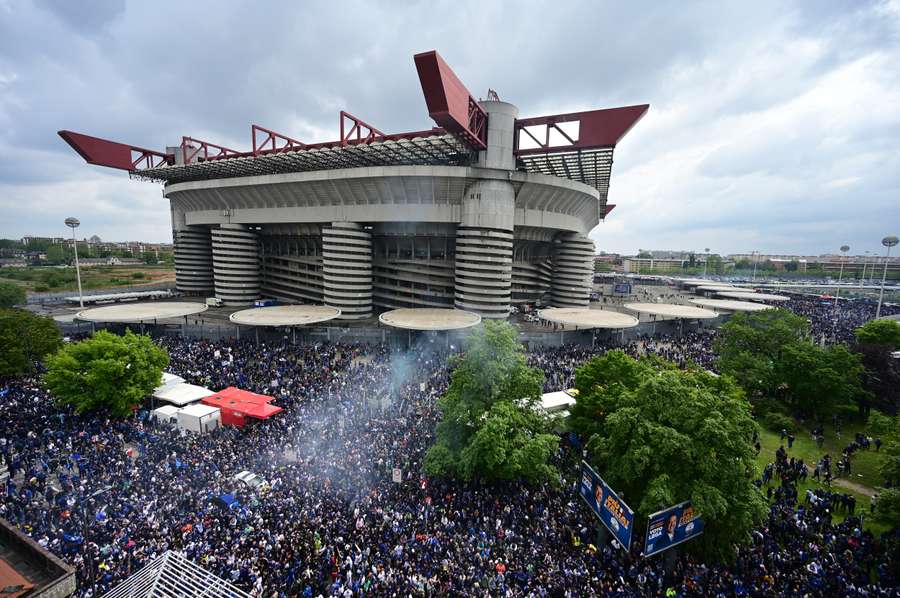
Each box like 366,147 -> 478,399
876,235 -> 898,319
65,217 -> 84,308
834,245 -> 849,313
751,251 -> 759,281
703,247 -> 710,277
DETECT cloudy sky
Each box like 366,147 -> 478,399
1,0 -> 898,256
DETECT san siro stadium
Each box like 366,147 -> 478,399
60,51 -> 647,319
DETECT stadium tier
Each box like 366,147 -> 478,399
59,51 -> 647,318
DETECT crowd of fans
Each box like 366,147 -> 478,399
0,294 -> 897,596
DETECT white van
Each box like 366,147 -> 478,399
234,471 -> 269,492
206,297 -> 224,307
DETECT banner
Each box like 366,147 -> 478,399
643,500 -> 703,557
579,461 -> 634,550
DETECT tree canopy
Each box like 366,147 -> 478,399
0,309 -> 61,378
0,282 -> 26,308
424,320 -> 557,484
716,309 -> 868,418
44,330 -> 168,417
570,351 -> 766,559
855,319 -> 900,349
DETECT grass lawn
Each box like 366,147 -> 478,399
755,419 -> 890,536
0,265 -> 175,293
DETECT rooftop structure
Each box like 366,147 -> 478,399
59,50 -> 647,320
201,387 -> 283,427
717,291 -> 790,302
0,517 -> 76,598
101,550 -> 251,598
689,298 -> 775,312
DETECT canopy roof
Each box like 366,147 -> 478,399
229,304 -> 341,327
717,291 -> 790,302
624,302 -> 719,319
202,387 -> 283,420
76,302 -> 207,323
540,391 -> 577,413
152,383 -> 216,406
689,298 -> 775,312
378,308 -> 482,331
537,307 -> 639,329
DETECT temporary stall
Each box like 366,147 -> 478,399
158,372 -> 185,388
153,383 -> 216,407
176,403 -> 221,434
152,405 -> 181,425
202,387 -> 283,428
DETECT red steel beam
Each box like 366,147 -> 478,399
181,136 -> 241,163
513,105 -> 649,156
339,111 -> 385,147
58,130 -> 172,171
251,125 -> 305,156
603,204 -> 616,218
414,50 -> 488,150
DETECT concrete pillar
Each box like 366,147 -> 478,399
173,226 -> 214,295
551,232 -> 595,307
476,100 -> 518,170
454,180 -> 515,319
211,224 -> 260,306
322,222 -> 372,320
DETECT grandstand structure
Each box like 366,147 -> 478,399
59,51 -> 647,319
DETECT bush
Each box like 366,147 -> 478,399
0,281 -> 26,308
760,412 -> 795,434
131,272 -> 146,279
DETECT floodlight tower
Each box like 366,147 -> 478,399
65,217 -> 84,308
834,245 -> 849,313
876,235 -> 898,319
703,248 -> 710,277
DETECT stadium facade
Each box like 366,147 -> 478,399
60,51 -> 647,319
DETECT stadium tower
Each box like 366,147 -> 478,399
59,51 -> 647,319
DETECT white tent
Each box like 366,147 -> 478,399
159,372 -> 184,387
102,550 -> 252,598
152,405 -> 181,425
177,403 -> 221,434
540,391 -> 577,414
153,383 -> 215,407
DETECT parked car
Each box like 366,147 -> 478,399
234,471 -> 269,492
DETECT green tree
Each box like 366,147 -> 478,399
571,351 -> 766,559
0,309 -> 62,377
775,343 -> 868,418
873,488 -> 900,529
44,330 -> 168,417
715,309 -> 809,400
45,244 -> 68,264
424,321 -> 557,484
707,254 -> 725,275
784,260 -> 799,272
855,319 -> 900,349
0,282 -> 26,308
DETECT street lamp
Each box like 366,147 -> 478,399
65,217 -> 84,308
751,251 -> 759,282
703,248 -> 710,277
834,245 -> 849,313
876,235 -> 898,319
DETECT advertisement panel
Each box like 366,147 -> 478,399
578,461 -> 634,550
643,500 -> 704,557
613,282 -> 632,295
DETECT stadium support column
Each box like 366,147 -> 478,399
211,224 -> 260,306
454,100 -> 518,318
454,180 -> 515,318
551,232 -> 595,307
322,222 -> 372,320
173,226 -> 214,295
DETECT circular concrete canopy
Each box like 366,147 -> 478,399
538,308 -> 639,329
624,302 -> 719,319
678,279 -> 719,287
717,291 -> 790,302
690,298 -> 775,312
695,285 -> 739,292
76,302 -> 207,323
229,305 -> 341,327
378,308 -> 482,331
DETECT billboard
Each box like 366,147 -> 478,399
579,461 -> 634,550
613,282 -> 632,295
643,500 -> 704,557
